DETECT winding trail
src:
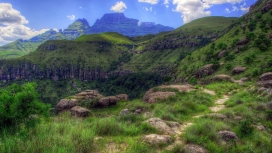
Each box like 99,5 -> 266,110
165,90 -> 230,151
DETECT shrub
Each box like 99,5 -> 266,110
246,32 -> 256,40
239,120 -> 254,138
0,83 -> 50,131
248,21 -> 257,31
217,43 -> 227,50
225,64 -> 233,70
254,33 -> 271,51
225,54 -> 235,61
244,55 -> 254,64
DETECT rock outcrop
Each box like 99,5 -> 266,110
210,74 -> 235,82
233,66 -> 246,74
218,130 -> 239,142
143,118 -> 181,135
143,92 -> 176,103
261,0 -> 272,13
236,38 -> 249,46
258,72 -> 272,88
70,106 -> 90,117
142,134 -> 172,145
56,99 -> 79,113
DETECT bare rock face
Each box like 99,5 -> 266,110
107,96 -> 118,105
56,99 -> 79,113
210,74 -> 235,82
116,94 -> 129,101
196,64 -> 216,78
142,134 -> 172,145
184,144 -> 208,153
70,106 -> 90,117
233,66 -> 246,74
143,92 -> 176,103
218,130 -> 239,142
236,38 -> 249,46
143,118 -> 181,135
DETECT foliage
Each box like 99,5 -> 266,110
254,33 -> 271,51
0,83 -> 50,131
239,120 -> 254,138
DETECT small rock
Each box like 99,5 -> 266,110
210,74 -> 235,82
256,125 -> 266,131
142,134 -> 172,145
70,106 -> 90,117
234,116 -> 243,120
218,50 -> 228,58
143,112 -> 154,118
218,130 -> 239,142
184,144 -> 208,153
209,113 -> 227,120
143,92 -> 176,103
144,118 -> 181,135
236,38 -> 249,46
120,109 -> 130,116
134,109 -> 142,114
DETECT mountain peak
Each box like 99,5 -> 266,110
96,13 -> 133,23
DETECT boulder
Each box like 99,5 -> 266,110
134,109 -> 143,114
184,144 -> 208,153
218,130 -> 239,142
107,96 -> 118,105
120,109 -> 130,116
210,74 -> 235,82
209,113 -> 227,120
70,106 -> 90,117
196,64 -> 216,78
233,66 -> 246,74
56,99 -> 78,113
218,50 -> 228,58
143,92 -> 176,103
116,94 -> 129,101
236,38 -> 249,46
258,72 -> 272,88
143,118 -> 181,135
142,134 -> 172,145
97,97 -> 110,107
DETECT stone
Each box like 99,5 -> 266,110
256,125 -> 266,131
120,109 -> 130,116
56,99 -> 78,113
116,94 -> 129,101
233,66 -> 246,74
143,112 -> 154,118
184,144 -> 208,153
70,106 -> 90,117
218,130 -> 239,142
267,102 -> 272,110
143,91 -> 176,103
218,50 -> 228,58
97,97 -> 110,107
258,72 -> 272,88
143,118 -> 181,135
107,96 -> 118,105
236,38 -> 249,46
142,134 -> 172,145
259,72 -> 272,82
134,109 -> 143,114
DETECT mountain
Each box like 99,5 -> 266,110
0,14 -> 174,60
174,0 -> 272,83
90,13 -> 174,36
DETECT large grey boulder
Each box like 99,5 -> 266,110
70,106 -> 90,117
142,134 -> 172,145
143,118 -> 181,135
56,99 -> 79,113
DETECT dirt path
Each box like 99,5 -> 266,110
166,91 -> 230,151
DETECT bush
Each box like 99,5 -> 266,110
246,32 -> 256,40
0,83 -> 50,131
254,33 -> 271,51
225,64 -> 233,70
239,120 -> 254,138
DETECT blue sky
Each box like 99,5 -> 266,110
0,0 -> 256,46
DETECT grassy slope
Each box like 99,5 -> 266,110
175,3 -> 272,81
20,32 -> 134,69
0,40 -> 42,59
122,16 -> 238,72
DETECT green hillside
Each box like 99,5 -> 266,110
175,1 -> 272,82
121,16 -> 238,73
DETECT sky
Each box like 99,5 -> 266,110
0,0 -> 257,46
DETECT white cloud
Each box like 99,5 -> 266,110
0,3 -> 49,46
0,24 -> 49,44
240,2 -> 249,12
67,15 -> 75,20
225,8 -> 231,13
110,1 -> 127,12
232,5 -> 238,11
164,0 -> 169,8
0,3 -> 28,25
144,7 -> 153,12
138,0 -> 159,4
172,0 -> 244,24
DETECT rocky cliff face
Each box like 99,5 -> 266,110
0,61 -> 131,82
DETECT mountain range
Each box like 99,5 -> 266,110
0,13 -> 174,59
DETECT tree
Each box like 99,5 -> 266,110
0,83 -> 50,131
